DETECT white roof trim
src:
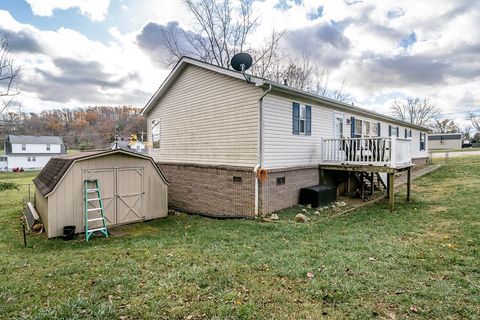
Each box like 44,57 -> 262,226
142,56 -> 431,132
141,57 -> 262,115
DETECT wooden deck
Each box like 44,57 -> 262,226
319,162 -> 413,212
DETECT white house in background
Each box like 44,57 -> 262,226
428,133 -> 463,150
2,135 -> 66,171
142,57 -> 431,217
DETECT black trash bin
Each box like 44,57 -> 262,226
63,226 -> 76,240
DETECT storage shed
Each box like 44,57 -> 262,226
33,149 -> 169,238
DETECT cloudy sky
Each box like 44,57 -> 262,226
0,0 -> 479,125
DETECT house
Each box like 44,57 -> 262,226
142,57 -> 431,218
110,138 -> 147,154
428,133 -> 462,150
3,135 -> 66,171
33,149 -> 169,238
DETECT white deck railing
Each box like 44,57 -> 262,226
320,137 -> 412,168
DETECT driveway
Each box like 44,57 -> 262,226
431,150 -> 480,158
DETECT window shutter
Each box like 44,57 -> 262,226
292,102 -> 300,135
388,125 -> 392,136
351,117 -> 356,138
305,105 -> 312,135
397,126 -> 400,137
377,122 -> 381,136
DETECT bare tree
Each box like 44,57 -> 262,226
469,112 -> 480,132
391,98 -> 440,126
460,126 -> 472,141
264,54 -> 352,102
159,0 -> 283,73
0,35 -> 20,114
430,118 -> 459,133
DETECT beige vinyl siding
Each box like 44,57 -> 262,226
262,94 -> 430,169
147,64 -> 262,167
44,153 -> 168,238
346,114 -> 429,159
263,93 -> 333,168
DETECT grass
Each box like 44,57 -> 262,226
0,163 -> 479,319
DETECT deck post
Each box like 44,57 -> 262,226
388,172 -> 395,211
360,172 -> 365,199
386,173 -> 390,199
320,169 -> 325,184
346,172 -> 351,194
370,172 -> 374,195
407,168 -> 411,202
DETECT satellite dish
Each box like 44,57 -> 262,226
231,53 -> 253,72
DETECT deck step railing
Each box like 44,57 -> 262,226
321,137 -> 412,168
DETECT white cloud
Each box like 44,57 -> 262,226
25,0 -> 110,21
2,0 -> 480,129
0,10 -> 162,112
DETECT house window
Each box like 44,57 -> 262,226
32,156 -> 36,162
334,114 -> 344,139
46,144 -> 51,151
276,177 -> 286,185
299,105 -> 306,134
22,144 -> 26,151
389,125 -> 399,137
292,103 -> 311,135
365,122 -> 371,136
420,133 -> 426,150
354,119 -> 363,137
27,157 -> 31,161
151,120 -> 160,149
371,122 -> 379,136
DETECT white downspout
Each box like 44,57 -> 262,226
254,84 -> 272,217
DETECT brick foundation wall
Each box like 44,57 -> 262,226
260,166 -> 320,215
412,157 -> 429,167
157,163 -> 256,218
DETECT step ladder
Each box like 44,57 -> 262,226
84,179 -> 108,241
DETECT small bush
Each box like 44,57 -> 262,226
0,181 -> 19,192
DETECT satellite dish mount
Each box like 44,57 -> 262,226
231,53 -> 253,82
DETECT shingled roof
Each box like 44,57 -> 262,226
33,149 -> 168,197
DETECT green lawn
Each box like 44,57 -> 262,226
0,163 -> 479,319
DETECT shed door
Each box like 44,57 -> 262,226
116,168 -> 144,224
83,169 -> 116,226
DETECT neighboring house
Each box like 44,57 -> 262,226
111,140 -> 147,154
142,57 -> 431,217
428,133 -> 462,150
3,135 -> 66,171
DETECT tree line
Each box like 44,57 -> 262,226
0,106 -> 146,150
